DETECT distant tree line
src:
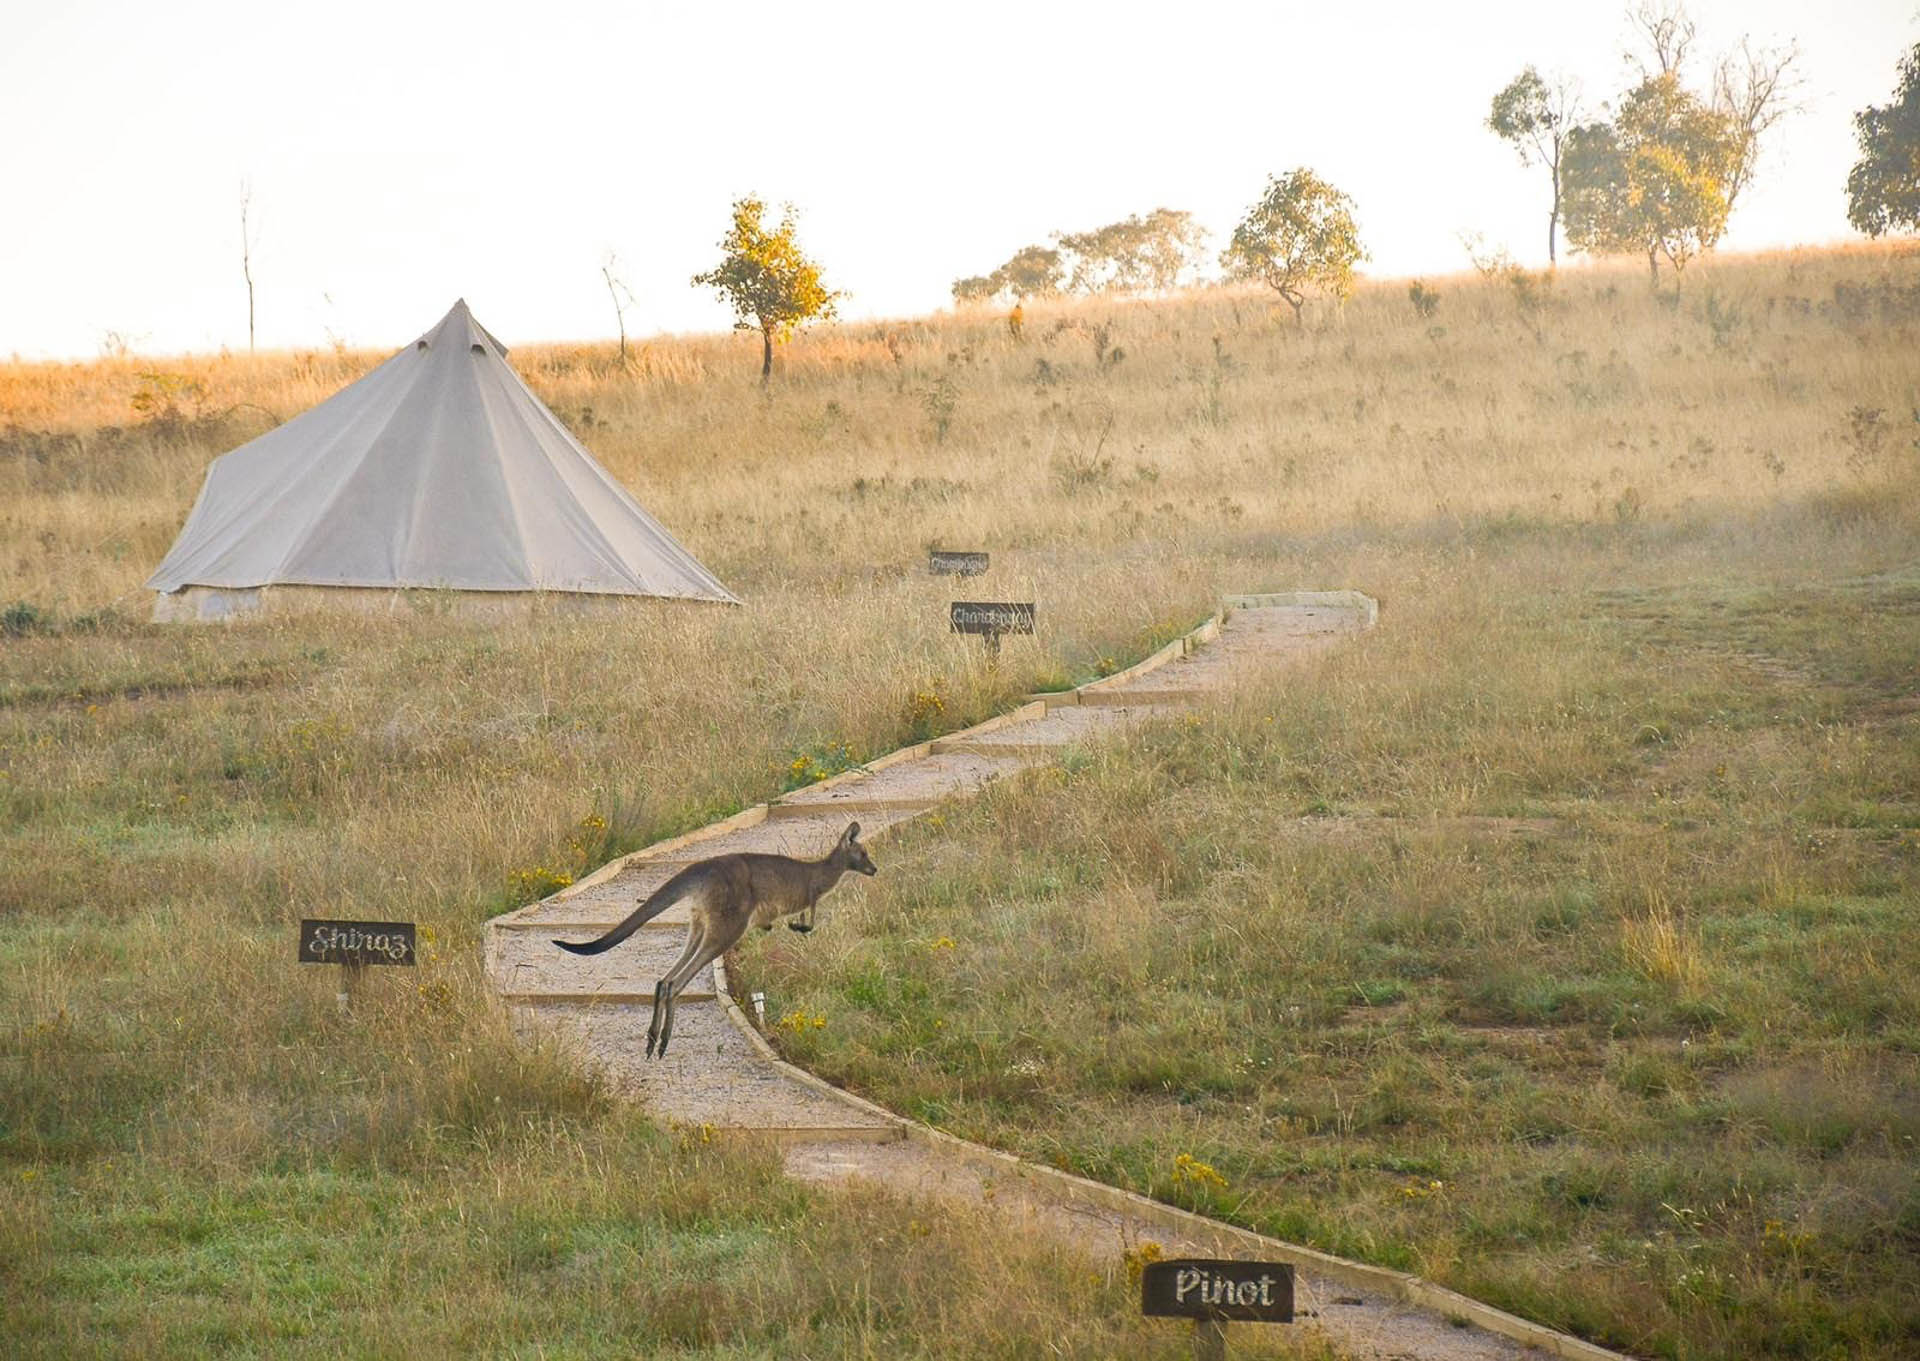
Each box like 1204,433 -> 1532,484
663,5 -> 1915,382
952,209 -> 1209,304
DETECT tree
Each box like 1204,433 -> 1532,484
1713,36 -> 1802,214
1628,1 -> 1695,77
950,244 -> 1063,306
601,252 -> 636,363
1056,209 -> 1208,293
951,274 -> 1000,305
1488,67 -> 1583,265
1847,43 -> 1920,237
1541,0 -> 1797,277
1622,3 -> 1797,218
239,177 -> 258,353
1562,74 -> 1742,288
997,245 -> 1065,300
692,197 -> 841,383
1219,169 -> 1365,324
1560,122 -> 1636,259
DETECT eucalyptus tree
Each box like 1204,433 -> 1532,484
949,244 -> 1064,306
692,197 -> 841,383
1219,169 -> 1365,324
1561,73 -> 1743,289
1847,42 -> 1920,237
1056,209 -> 1208,293
1488,67 -> 1583,265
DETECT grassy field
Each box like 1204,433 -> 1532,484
4,242 -> 1918,1356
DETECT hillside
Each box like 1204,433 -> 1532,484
3,245 -> 1917,1357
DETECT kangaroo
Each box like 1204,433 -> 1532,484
552,821 -> 877,1059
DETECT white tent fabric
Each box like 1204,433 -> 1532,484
148,300 -> 737,610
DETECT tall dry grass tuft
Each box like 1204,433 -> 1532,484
1619,890 -> 1708,994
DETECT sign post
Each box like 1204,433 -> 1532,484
1141,1259 -> 1294,1360
298,919 -> 417,1012
929,548 -> 989,577
949,600 -> 1034,665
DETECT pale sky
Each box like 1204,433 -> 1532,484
2,0 -> 1913,361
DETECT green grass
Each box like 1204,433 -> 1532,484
5,1115 -> 1266,1360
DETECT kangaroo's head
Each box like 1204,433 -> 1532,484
840,821 -> 878,877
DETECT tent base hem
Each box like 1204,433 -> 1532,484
152,584 -> 737,624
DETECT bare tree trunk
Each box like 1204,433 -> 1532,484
240,180 -> 256,353
1548,166 -> 1560,267
1647,245 -> 1660,288
601,255 -> 630,363
760,325 -> 774,384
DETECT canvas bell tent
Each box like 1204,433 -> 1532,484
148,300 -> 737,621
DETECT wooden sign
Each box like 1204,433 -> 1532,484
298,919 -> 417,967
929,549 -> 989,576
949,601 -> 1034,635
1142,1259 -> 1294,1323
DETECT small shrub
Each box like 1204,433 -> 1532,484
507,864 -> 574,901
1052,448 -> 1115,491
129,371 -> 216,443
1700,291 -> 1747,351
1841,404 -> 1895,477
922,376 -> 957,444
3,600 -> 49,637
783,742 -> 858,789
901,683 -> 947,741
1082,320 -> 1124,369
1508,267 -> 1548,337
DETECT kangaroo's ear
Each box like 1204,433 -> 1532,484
844,821 -> 862,843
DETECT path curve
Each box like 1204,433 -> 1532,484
486,593 -> 1625,1361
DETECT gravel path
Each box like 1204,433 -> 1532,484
485,599 -> 1623,1361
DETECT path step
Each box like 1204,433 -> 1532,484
502,989 -> 715,1004
494,932 -> 713,998
635,809 -> 922,859
712,1125 -> 907,1146
495,917 -> 686,932
767,797 -> 938,819
929,739 -> 1071,757
1080,688 -> 1205,706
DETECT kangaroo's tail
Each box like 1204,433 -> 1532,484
552,872 -> 695,956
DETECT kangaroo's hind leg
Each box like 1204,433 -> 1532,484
648,921 -> 709,1059
654,928 -> 737,1059
648,917 -> 742,1060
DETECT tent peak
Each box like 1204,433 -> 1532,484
416,299 -> 508,358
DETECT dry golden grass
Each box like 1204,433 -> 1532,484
3,240 -> 1917,1357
